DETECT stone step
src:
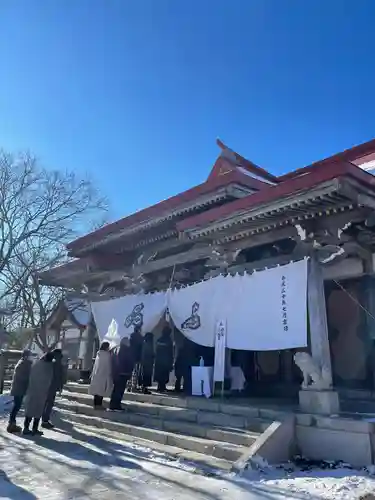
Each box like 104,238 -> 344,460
56,412 -> 234,472
63,390 -> 268,434
55,405 -> 247,463
341,398 -> 375,414
57,394 -> 260,447
65,382 -> 284,422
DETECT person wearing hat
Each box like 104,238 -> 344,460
41,348 -> 66,429
7,349 -> 33,433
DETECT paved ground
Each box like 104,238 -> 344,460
0,417 -> 285,500
0,413 -> 374,499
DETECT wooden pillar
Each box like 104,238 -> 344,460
299,255 -> 340,415
82,314 -> 96,371
362,276 -> 375,390
300,255 -> 340,414
307,255 -> 333,386
0,352 -> 5,394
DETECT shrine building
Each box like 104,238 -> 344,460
40,138 -> 375,411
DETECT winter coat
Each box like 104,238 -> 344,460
89,350 -> 113,397
24,359 -> 54,418
130,332 -> 143,364
10,358 -> 32,398
112,344 -> 134,380
141,340 -> 154,387
48,360 -> 67,397
154,335 -> 173,384
174,338 -> 198,378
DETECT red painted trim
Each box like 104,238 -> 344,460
210,141 -> 278,183
178,161 -> 375,231
68,138 -> 375,253
67,168 -> 269,253
279,138 -> 375,182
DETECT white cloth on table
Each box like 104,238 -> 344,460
191,366 -> 213,398
230,366 -> 246,392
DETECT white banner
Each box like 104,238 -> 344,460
168,259 -> 308,351
91,291 -> 167,342
168,275 -> 228,347
91,259 -> 308,351
213,319 -> 227,382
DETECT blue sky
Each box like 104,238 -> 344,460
1,1 -> 375,221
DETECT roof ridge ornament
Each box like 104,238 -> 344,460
216,138 -> 239,164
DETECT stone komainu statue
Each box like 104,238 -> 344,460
293,352 -> 332,391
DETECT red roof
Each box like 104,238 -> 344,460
67,152 -> 272,254
177,160 -> 375,232
68,138 -> 375,253
278,138 -> 375,182
208,139 -> 278,184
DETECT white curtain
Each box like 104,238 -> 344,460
168,259 -> 308,351
91,259 -> 308,351
168,275 -> 227,347
91,291 -> 168,342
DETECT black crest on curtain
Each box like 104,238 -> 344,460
125,303 -> 144,328
181,302 -> 201,330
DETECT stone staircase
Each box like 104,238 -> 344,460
55,382 -> 281,471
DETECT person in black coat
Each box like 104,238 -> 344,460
41,349 -> 66,429
128,326 -> 143,392
7,349 -> 33,433
174,337 -> 198,394
140,332 -> 154,394
154,326 -> 173,393
109,337 -> 134,410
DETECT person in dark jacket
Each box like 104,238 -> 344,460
174,337 -> 198,394
140,332 -> 154,394
7,349 -> 33,433
41,349 -> 66,429
154,326 -> 173,393
109,336 -> 134,410
128,326 -> 143,392
23,351 -> 55,436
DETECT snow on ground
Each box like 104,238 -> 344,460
0,399 -> 374,498
235,466 -> 375,500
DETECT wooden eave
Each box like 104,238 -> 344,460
179,179 -> 355,240
38,257 -> 113,289
178,162 -> 375,236
67,169 -> 266,257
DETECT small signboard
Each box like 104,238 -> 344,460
213,319 -> 227,383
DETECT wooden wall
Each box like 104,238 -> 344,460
325,277 -> 374,390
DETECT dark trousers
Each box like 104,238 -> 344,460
93,395 -> 103,408
184,367 -> 192,394
42,391 -> 56,423
157,381 -> 167,392
110,375 -> 129,409
9,395 -> 23,423
24,416 -> 40,431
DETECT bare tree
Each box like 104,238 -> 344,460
0,150 -> 108,350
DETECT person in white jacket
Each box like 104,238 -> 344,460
89,341 -> 113,409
